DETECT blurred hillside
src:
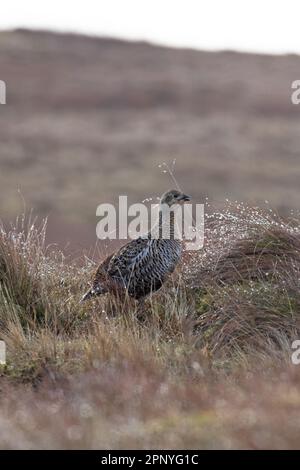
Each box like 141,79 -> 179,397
0,29 -> 299,249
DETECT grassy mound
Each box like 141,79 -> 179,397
182,204 -> 300,362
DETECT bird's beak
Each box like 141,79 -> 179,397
179,194 -> 191,202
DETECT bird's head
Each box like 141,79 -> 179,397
160,189 -> 191,207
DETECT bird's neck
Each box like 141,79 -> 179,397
152,204 -> 176,239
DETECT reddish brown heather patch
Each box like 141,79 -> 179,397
1,362 -> 300,449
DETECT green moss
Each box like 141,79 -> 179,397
195,290 -> 214,315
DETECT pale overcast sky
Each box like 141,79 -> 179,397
0,0 -> 299,55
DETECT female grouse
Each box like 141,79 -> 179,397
81,189 -> 191,301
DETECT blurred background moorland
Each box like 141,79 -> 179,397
0,29 -> 299,252
1,5 -> 300,450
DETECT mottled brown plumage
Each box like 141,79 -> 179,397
81,190 -> 191,302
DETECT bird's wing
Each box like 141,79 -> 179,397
107,236 -> 151,281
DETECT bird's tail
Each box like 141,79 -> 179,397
80,284 -> 107,303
